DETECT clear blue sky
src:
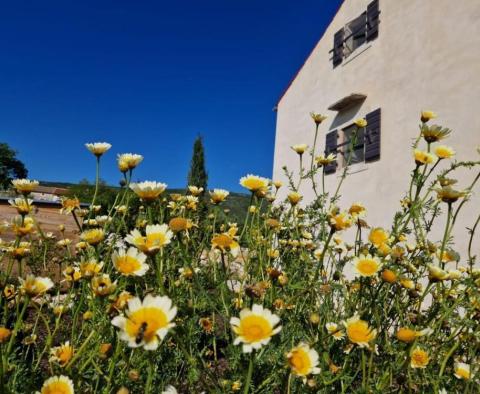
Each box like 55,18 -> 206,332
0,0 -> 342,192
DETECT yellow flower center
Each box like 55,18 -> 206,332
396,328 -> 417,343
116,256 -> 142,274
212,234 -> 234,249
242,178 -> 267,191
146,232 -> 167,248
347,321 -> 373,344
411,349 -> 429,366
137,190 -> 161,200
41,381 -> 72,394
238,315 -> 272,343
57,346 -> 74,365
288,349 -> 311,376
356,258 -> 379,276
125,307 -> 168,343
455,367 -> 470,379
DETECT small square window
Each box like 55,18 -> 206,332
344,13 -> 366,58
342,125 -> 365,166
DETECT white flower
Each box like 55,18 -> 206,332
85,142 -> 112,156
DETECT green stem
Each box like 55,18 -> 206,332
243,353 -> 254,394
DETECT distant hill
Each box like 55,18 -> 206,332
39,180 -> 252,224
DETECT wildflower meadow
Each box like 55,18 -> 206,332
1,111 -> 480,393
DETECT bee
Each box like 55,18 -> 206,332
135,322 -> 148,345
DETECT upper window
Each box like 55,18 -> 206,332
332,0 -> 380,67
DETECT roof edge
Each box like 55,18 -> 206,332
274,0 -> 346,110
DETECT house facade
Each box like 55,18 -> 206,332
273,0 -> 480,255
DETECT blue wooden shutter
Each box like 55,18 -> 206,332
324,130 -> 338,174
365,108 -> 381,162
366,0 -> 380,41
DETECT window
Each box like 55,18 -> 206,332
344,13 -> 366,58
331,0 -> 380,67
341,125 -> 365,166
323,108 -> 381,175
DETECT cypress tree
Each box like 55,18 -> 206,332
187,135 -> 208,194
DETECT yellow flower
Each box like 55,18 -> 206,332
36,375 -> 74,394
410,347 -> 429,368
49,341 -> 74,366
209,189 -> 229,204
428,264 -> 449,281
326,323 -> 345,340
291,144 -> 308,155
435,186 -> 467,204
0,327 -> 12,343
112,247 -> 149,276
187,185 -> 204,196
9,241 -> 32,259
348,202 -> 366,218
352,254 -> 382,277
8,198 -> 33,215
125,224 -> 173,255
396,327 -> 433,343
421,110 -> 437,123
434,145 -> 455,159
400,278 -> 415,289
310,112 -> 327,125
329,210 -> 353,232
381,269 -> 397,283
91,274 -> 116,297
239,174 -> 269,193
112,294 -> 177,350
315,153 -> 336,167
85,142 -> 111,157
12,216 -> 36,236
59,198 -> 80,215
287,343 -> 321,379
212,231 -> 240,257
369,227 -> 389,247
287,192 -> 302,205
129,181 -> 167,201
343,315 -> 377,347
11,179 -> 39,194
78,259 -> 103,278
80,228 -> 104,246
414,149 -> 435,165
117,153 -> 143,172
230,304 -> 281,353
272,180 -> 283,188
169,217 -> 194,233
354,118 -> 367,128
421,124 -> 451,143
20,275 -> 54,297
454,362 -> 471,380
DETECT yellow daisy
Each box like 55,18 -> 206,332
11,179 -> 39,194
396,327 -> 433,343
325,322 -> 345,340
125,224 -> 173,255
91,274 -> 116,297
352,254 -> 382,277
354,118 -> 367,128
8,198 -> 33,215
112,294 -> 177,350
434,145 -> 455,159
310,112 -> 327,125
20,275 -> 54,297
117,153 -> 143,172
210,189 -> 229,204
129,181 -> 167,201
60,198 -> 80,214
49,341 -> 74,367
230,304 -> 281,353
85,142 -> 111,157
287,192 -> 302,205
414,149 -> 435,165
291,144 -> 308,155
36,375 -> 74,394
239,174 -> 269,193
454,362 -> 471,380
368,227 -> 389,247
187,185 -> 204,196
80,228 -> 104,246
112,247 -> 149,276
287,343 -> 321,380
343,315 -> 377,348
211,229 -> 240,257
78,259 -> 103,278
420,110 -> 436,123
410,347 -> 429,368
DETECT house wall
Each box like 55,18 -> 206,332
273,0 -> 480,257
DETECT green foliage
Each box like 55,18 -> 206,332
67,178 -> 118,210
187,135 -> 208,193
0,142 -> 28,190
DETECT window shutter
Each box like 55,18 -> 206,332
364,108 -> 381,162
332,28 -> 344,67
324,130 -> 338,174
366,0 -> 380,42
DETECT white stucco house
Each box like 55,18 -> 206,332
272,0 -> 480,255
